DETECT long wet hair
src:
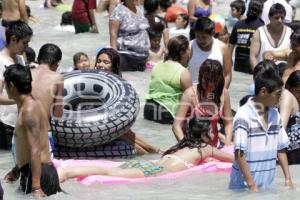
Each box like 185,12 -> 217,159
163,116 -> 211,156
197,59 -> 224,107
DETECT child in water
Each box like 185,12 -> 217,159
146,29 -> 165,70
73,52 -> 90,70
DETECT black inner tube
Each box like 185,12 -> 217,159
64,97 -> 104,111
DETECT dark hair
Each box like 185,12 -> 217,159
285,70 -> 300,90
4,64 -> 32,94
95,48 -> 121,75
239,95 -> 253,107
159,0 -> 172,11
37,43 -> 62,65
145,14 -> 166,33
290,30 -> 300,46
144,0 -> 159,14
163,116 -> 211,156
165,35 -> 189,62
197,59 -> 224,106
268,3 -> 286,18
73,52 -> 88,68
178,13 -> 189,29
61,11 -> 73,26
147,28 -> 162,40
254,63 -> 283,95
253,60 -> 279,78
230,0 -> 246,15
26,5 -> 31,17
277,62 -> 287,78
195,17 -> 215,35
246,0 -> 263,20
25,47 -> 36,63
287,20 -> 300,32
5,21 -> 33,45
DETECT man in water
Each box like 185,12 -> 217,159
4,43 -> 64,182
1,0 -> 28,27
3,64 -> 62,197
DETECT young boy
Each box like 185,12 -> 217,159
73,52 -> 90,70
230,0 -> 246,21
229,61 -> 293,192
4,64 -> 62,197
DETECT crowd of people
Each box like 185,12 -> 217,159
0,0 -> 299,198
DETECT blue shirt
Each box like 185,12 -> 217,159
229,98 -> 289,189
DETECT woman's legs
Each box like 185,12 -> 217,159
58,165 -> 144,183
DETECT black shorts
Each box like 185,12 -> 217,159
143,99 -> 174,124
1,20 -> 20,28
287,148 -> 300,165
20,163 -> 62,196
119,53 -> 147,71
0,121 -> 14,150
0,181 -> 3,200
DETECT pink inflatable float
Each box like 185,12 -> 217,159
53,146 -> 233,185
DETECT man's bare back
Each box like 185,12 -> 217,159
15,96 -> 51,168
31,65 -> 63,119
2,0 -> 28,22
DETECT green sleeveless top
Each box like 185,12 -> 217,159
146,60 -> 186,117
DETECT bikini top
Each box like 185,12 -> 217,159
194,6 -> 211,18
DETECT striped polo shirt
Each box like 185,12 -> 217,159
229,98 -> 289,189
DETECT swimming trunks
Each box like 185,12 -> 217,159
1,20 -> 20,28
119,160 -> 163,176
19,163 -> 62,196
163,155 -> 195,168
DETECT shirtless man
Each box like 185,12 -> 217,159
31,43 -> 63,120
249,3 -> 292,71
4,43 -> 64,182
1,0 -> 28,27
263,30 -> 300,83
3,64 -> 61,197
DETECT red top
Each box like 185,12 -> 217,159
71,0 -> 96,24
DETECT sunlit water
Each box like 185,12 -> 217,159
1,0 -> 300,199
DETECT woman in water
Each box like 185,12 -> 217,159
58,116 -> 233,181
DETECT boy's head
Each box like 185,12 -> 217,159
175,13 -> 189,29
5,21 -> 33,54
4,64 -> 32,98
147,29 -> 162,50
61,11 -> 72,26
73,52 -> 90,70
159,0 -> 172,12
246,0 -> 263,20
37,43 -> 62,70
254,61 -> 283,107
230,0 -> 246,19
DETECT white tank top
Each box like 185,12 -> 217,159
188,38 -> 223,84
258,26 -> 292,63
